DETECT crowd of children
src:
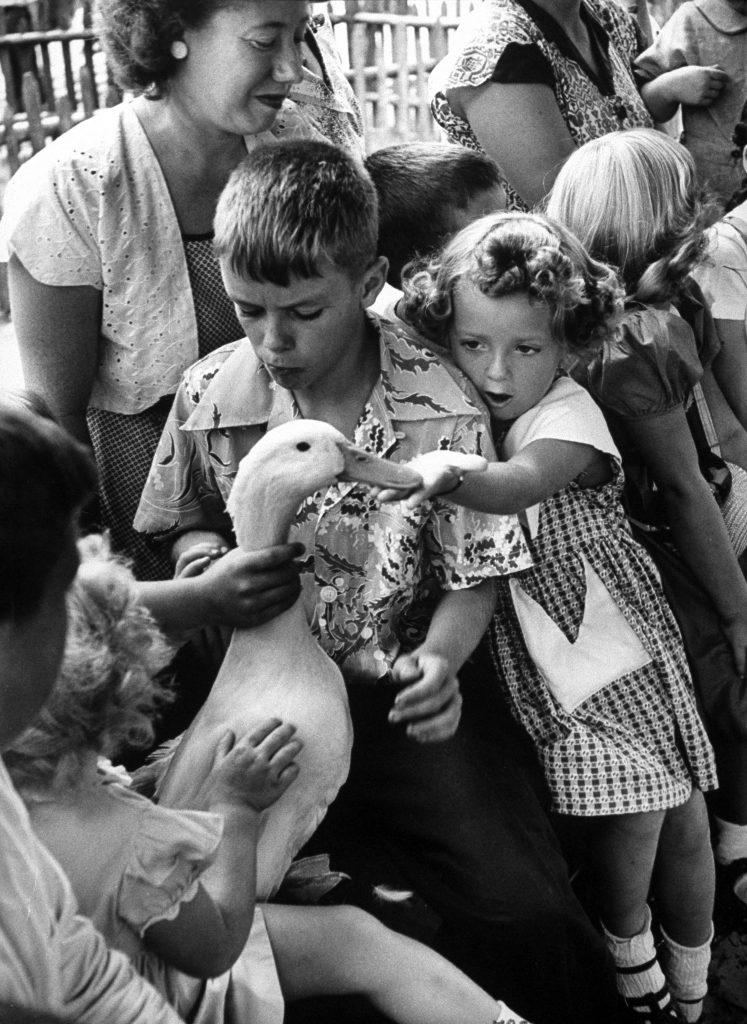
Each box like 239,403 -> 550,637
5,3 -> 747,1024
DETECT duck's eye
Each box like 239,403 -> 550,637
296,442 -> 311,451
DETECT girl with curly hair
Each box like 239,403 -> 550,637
548,127 -> 747,949
5,535 -> 528,1024
399,210 -> 718,1024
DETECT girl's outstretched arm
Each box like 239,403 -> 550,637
625,405 -> 747,676
143,720 -> 302,978
401,438 -> 605,515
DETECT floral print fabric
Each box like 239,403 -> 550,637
429,0 -> 652,210
135,317 -> 531,682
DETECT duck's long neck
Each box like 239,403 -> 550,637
232,476 -> 307,552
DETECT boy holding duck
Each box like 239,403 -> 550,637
135,138 -> 620,1024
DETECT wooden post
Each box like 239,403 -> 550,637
22,71 -> 45,152
393,19 -> 409,140
79,62 -> 95,118
3,103 -> 20,174
61,38 -> 75,106
40,41 -> 54,108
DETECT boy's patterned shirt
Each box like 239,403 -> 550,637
135,317 -> 531,682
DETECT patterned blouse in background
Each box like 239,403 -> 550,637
135,318 -> 532,685
429,0 -> 653,211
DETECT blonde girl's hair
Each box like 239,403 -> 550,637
546,128 -> 715,303
401,210 -> 622,348
5,534 -> 173,796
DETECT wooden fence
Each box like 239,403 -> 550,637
0,0 -> 478,171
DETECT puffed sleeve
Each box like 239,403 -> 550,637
117,803 -> 223,935
434,3 -> 539,93
0,136 -> 103,288
584,306 -> 703,420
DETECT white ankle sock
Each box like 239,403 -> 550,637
713,815 -> 747,865
602,906 -> 672,1016
659,923 -> 712,1024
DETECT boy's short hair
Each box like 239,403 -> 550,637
365,142 -> 503,287
0,392 -> 96,620
214,139 -> 379,285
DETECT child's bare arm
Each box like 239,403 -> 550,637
134,542 -> 304,635
640,65 -> 729,123
401,438 -> 604,514
390,579 -> 496,742
625,406 -> 747,675
142,720 -> 302,977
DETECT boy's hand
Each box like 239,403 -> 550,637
206,720 -> 303,812
389,652 -> 463,742
376,452 -> 487,507
197,543 -> 305,628
663,64 -> 729,107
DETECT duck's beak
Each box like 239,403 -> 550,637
336,440 -> 422,495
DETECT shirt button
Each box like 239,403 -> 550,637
320,586 -> 338,603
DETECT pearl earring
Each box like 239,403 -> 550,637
170,40 -> 188,60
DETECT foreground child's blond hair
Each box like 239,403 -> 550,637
6,534 -> 173,795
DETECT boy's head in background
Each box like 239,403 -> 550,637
365,142 -> 505,288
214,138 -> 387,397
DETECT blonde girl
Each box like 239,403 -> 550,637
399,211 -> 718,1024
547,127 -> 747,925
6,535 -> 526,1024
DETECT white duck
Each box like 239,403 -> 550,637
155,420 -> 425,898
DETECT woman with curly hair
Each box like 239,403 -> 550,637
399,210 -> 718,1024
0,0 -> 359,588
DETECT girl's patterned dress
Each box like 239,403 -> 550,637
487,376 -> 717,816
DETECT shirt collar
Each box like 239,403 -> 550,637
695,0 -> 747,34
182,315 -> 481,434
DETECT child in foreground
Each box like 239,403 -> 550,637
399,212 -> 718,1024
6,534 -> 529,1024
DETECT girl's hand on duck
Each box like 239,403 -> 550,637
389,652 -> 463,742
197,542 -> 305,628
208,720 -> 303,812
376,452 -> 487,508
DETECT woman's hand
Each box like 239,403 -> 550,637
376,451 -> 487,507
203,720 -> 303,812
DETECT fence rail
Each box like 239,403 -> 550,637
0,1 -> 477,170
